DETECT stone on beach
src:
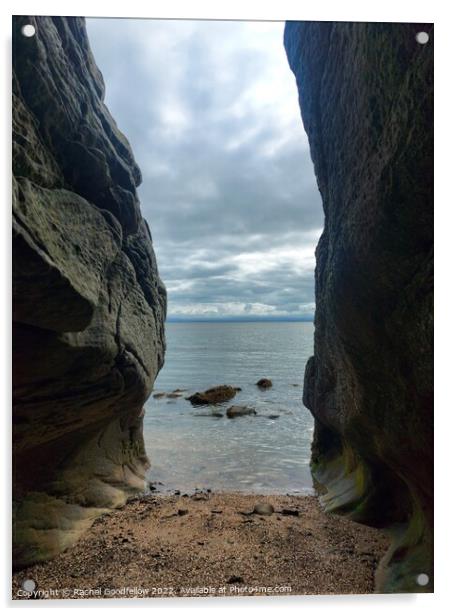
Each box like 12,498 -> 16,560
252,503 -> 275,516
280,508 -> 300,517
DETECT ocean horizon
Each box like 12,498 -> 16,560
166,317 -> 314,323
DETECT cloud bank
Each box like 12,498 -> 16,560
86,18 -> 323,320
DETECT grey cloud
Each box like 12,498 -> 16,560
87,18 -> 322,319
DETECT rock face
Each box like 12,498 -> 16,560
284,22 -> 433,592
12,16 -> 166,568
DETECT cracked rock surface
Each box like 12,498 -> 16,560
13,16 -> 166,568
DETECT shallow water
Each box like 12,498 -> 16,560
143,321 -> 315,494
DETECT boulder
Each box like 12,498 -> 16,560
187,385 -> 237,406
12,16 -> 166,568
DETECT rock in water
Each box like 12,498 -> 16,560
226,405 -> 256,418
12,16 -> 166,568
187,385 -> 237,406
285,22 -> 433,592
256,378 -> 272,388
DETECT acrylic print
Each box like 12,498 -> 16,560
12,16 -> 433,598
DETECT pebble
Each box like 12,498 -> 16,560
281,508 -> 300,517
192,493 -> 208,501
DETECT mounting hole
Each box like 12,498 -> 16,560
415,31 -> 429,45
21,24 -> 36,38
416,573 -> 429,586
21,579 -> 36,592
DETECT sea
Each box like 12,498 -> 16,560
143,321 -> 315,495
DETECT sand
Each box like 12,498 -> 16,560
12,492 -> 389,600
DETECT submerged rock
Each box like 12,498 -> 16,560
256,378 -> 272,389
12,16 -> 166,568
285,21 -> 433,592
226,405 -> 256,418
187,385 -> 237,406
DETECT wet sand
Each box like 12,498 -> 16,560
12,492 -> 389,600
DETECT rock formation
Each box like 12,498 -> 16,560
285,22 -> 433,592
12,16 -> 166,568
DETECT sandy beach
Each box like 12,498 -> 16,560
13,492 -> 389,600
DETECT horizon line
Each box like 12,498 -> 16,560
166,316 -> 314,323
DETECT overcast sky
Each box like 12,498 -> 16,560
86,18 -> 323,320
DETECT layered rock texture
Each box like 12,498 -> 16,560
285,22 -> 433,592
13,16 -> 166,568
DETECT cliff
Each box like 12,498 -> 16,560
284,22 -> 433,592
12,16 -> 166,568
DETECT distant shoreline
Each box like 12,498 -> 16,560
166,318 -> 314,324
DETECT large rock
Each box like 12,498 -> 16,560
12,16 -> 166,568
187,385 -> 238,406
284,22 -> 433,592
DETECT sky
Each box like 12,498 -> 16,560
86,18 -> 323,321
